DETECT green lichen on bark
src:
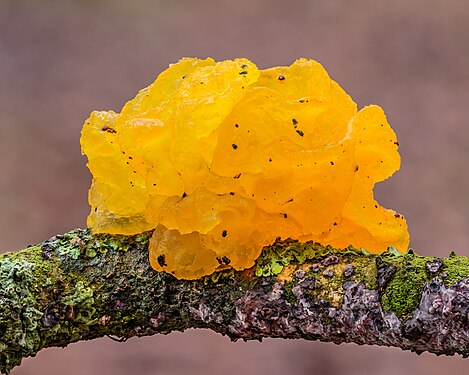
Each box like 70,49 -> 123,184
378,250 -> 428,319
0,256 -> 43,371
442,253 -> 469,287
377,249 -> 469,319
0,230 -> 156,373
1,229 -> 469,373
0,229 -> 257,373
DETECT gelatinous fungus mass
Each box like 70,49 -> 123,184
81,57 -> 409,280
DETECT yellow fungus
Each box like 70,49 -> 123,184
81,57 -> 410,279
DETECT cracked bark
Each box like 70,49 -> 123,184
1,229 -> 469,373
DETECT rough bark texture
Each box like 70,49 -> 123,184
1,229 -> 469,373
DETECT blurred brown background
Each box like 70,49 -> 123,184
1,0 -> 469,374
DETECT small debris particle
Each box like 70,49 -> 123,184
377,263 -> 397,291
217,256 -> 231,265
343,264 -> 354,277
66,306 -> 76,321
310,264 -> 321,273
296,130 -> 304,137
98,315 -> 111,326
299,277 -> 316,289
323,269 -> 334,278
70,236 -> 85,249
232,143 -> 238,150
42,307 -> 59,327
322,255 -> 339,267
295,269 -> 305,279
222,230 -> 228,237
114,299 -> 126,311
426,258 -> 442,273
278,75 -> 285,80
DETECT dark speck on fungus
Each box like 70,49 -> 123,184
101,125 -> 117,133
157,254 -> 167,267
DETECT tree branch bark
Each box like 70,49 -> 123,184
1,229 -> 469,373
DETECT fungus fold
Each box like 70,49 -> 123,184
81,57 -> 409,279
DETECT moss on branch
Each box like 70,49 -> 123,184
1,229 -> 469,373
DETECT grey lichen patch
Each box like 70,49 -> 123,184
0,257 -> 43,374
62,281 -> 96,324
402,277 -> 469,355
16,246 -> 60,287
50,229 -> 153,262
0,229 -> 156,373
